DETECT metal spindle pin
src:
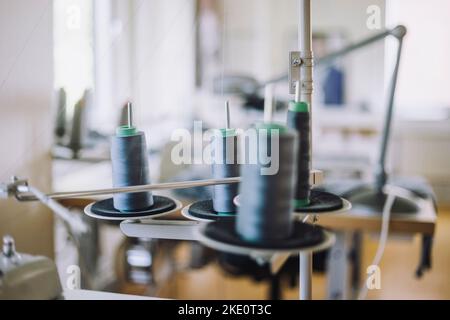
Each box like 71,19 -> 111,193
127,102 -> 133,128
225,101 -> 231,129
264,84 -> 274,122
295,80 -> 301,103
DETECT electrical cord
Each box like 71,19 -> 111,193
357,190 -> 396,300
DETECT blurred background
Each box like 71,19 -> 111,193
1,0 -> 449,299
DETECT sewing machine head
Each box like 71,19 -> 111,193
0,235 -> 62,300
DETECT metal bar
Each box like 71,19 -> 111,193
225,100 -> 230,129
295,80 -> 301,103
298,0 -> 312,53
120,220 -> 200,241
316,30 -> 392,65
261,26 -> 405,86
375,37 -> 404,191
10,170 -> 323,202
127,102 -> 133,127
264,84 -> 274,122
298,0 -> 313,106
299,251 -> 312,300
15,177 -> 241,202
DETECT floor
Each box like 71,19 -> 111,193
156,207 -> 450,300
364,206 -> 450,299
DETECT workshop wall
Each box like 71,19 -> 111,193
0,0 -> 54,258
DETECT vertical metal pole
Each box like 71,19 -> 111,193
298,0 -> 311,51
299,251 -> 312,300
298,0 -> 313,301
298,0 -> 313,105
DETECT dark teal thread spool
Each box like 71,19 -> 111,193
211,128 -> 239,215
111,125 -> 154,212
287,100 -> 311,209
236,123 -> 298,243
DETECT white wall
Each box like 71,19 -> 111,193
386,0 -> 450,113
387,0 -> 450,203
131,0 -> 196,134
0,0 -> 54,257
92,0 -> 197,146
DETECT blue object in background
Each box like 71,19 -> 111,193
323,66 -> 345,106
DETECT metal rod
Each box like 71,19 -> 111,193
299,251 -> 312,300
264,84 -> 274,122
375,36 -> 404,192
261,25 -> 405,87
295,80 -> 301,103
127,102 -> 133,127
298,0 -> 313,105
121,220 -> 200,241
15,177 -> 241,202
298,0 -> 312,53
317,27 -> 404,65
225,100 -> 230,129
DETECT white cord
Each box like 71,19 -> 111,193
357,191 -> 396,300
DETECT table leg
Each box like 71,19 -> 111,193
327,231 -> 351,299
350,231 -> 363,299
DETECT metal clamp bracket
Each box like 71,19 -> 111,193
289,51 -> 302,94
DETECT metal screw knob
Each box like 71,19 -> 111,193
292,58 -> 302,67
3,235 -> 16,257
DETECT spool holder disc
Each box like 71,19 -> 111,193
181,199 -> 236,222
196,219 -> 335,258
234,190 -> 351,216
293,190 -> 345,213
84,195 -> 182,221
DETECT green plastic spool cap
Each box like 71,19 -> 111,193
116,125 -> 138,137
289,101 -> 309,113
254,122 -> 288,135
217,211 -> 236,217
293,198 -> 310,208
217,128 -> 237,137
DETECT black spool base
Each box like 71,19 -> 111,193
294,190 -> 344,213
85,195 -> 179,220
199,219 -> 330,252
184,199 -> 236,221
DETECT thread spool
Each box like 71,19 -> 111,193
287,81 -> 311,208
211,101 -> 239,214
211,130 -> 239,214
111,103 -> 154,212
236,122 -> 298,243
